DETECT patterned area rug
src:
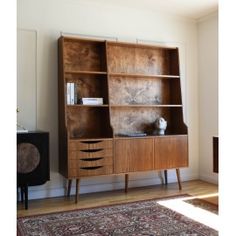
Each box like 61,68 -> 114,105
17,195 -> 218,236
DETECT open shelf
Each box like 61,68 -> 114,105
110,106 -> 186,136
114,134 -> 188,139
67,104 -> 109,107
63,38 -> 107,72
66,106 -> 113,139
69,137 -> 113,141
110,105 -> 182,108
107,43 -> 179,76
65,71 -> 107,75
65,73 -> 109,105
109,73 -> 179,79
107,41 -> 177,50
109,75 -> 182,105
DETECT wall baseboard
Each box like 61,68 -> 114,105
20,172 -> 199,200
199,173 -> 218,184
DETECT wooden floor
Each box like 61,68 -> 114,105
17,180 -> 218,217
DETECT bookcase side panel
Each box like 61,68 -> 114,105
58,37 -> 68,178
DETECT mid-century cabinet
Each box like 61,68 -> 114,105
58,36 -> 188,202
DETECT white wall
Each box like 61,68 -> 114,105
17,0 -> 199,199
198,12 -> 218,184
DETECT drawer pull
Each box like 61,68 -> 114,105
80,166 -> 102,170
81,141 -> 102,144
80,157 -> 103,161
80,148 -> 103,153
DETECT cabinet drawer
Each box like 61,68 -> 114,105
77,148 -> 113,158
68,157 -> 113,168
69,148 -> 113,160
79,156 -> 113,167
69,139 -> 113,151
78,165 -> 113,177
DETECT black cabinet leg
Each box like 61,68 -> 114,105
75,179 -> 80,203
125,174 -> 129,193
164,170 -> 168,185
20,186 -> 24,203
67,179 -> 72,197
24,185 -> 28,210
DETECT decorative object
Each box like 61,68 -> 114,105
17,195 -> 218,236
155,117 -> 167,135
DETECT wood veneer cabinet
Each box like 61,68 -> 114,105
114,138 -> 154,173
58,36 -> 188,202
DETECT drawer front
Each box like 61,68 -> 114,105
69,140 -> 113,151
79,156 -> 113,168
68,157 -> 113,168
69,149 -> 113,159
78,165 -> 113,177
77,148 -> 113,159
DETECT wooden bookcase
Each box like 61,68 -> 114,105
58,36 -> 188,202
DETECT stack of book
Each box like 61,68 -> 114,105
79,97 -> 103,105
67,83 -> 77,105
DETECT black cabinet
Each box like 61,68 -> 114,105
17,131 -> 50,209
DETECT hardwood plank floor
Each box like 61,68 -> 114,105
17,180 -> 218,217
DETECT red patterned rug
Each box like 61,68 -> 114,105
17,195 -> 218,236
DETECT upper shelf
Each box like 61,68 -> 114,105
67,104 -> 109,108
64,71 -> 180,79
65,70 -> 107,75
110,105 -> 182,108
108,73 -> 180,79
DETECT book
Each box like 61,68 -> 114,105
67,83 -> 78,104
67,83 -> 71,105
80,97 -> 103,105
70,83 -> 75,104
74,83 -> 77,104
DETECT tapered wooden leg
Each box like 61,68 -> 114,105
176,169 -> 182,190
75,178 -> 80,203
125,174 -> 129,193
67,179 -> 72,197
157,171 -> 164,185
164,170 -> 168,185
